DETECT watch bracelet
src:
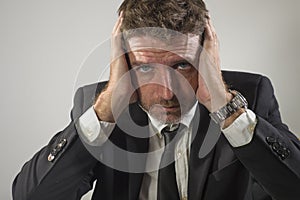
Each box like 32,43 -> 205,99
209,91 -> 248,124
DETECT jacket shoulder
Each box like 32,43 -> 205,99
72,81 -> 108,119
222,70 -> 266,88
222,70 -> 271,109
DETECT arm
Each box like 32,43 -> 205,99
12,87 -> 98,200
12,12 -> 135,199
198,16 -> 300,199
233,76 -> 300,199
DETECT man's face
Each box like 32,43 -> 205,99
127,34 -> 200,124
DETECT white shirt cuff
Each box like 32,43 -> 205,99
222,109 -> 257,147
76,106 -> 115,145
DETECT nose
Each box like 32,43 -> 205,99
159,68 -> 176,100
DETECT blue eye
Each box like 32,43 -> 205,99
137,65 -> 153,73
176,62 -> 191,70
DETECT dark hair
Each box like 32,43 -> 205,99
118,0 -> 209,40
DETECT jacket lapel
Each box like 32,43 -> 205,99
188,104 -> 243,200
125,103 -> 150,200
188,104 -> 222,200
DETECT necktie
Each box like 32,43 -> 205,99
157,124 -> 181,200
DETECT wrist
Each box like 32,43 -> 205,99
93,91 -> 115,123
209,90 -> 248,126
222,108 -> 246,129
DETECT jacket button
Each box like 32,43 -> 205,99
280,151 -> 290,160
48,139 -> 67,162
272,142 -> 280,151
50,148 -> 58,156
276,148 -> 284,155
266,136 -> 276,145
57,139 -> 67,148
282,148 -> 290,158
48,153 -> 55,162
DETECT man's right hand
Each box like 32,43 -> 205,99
93,12 -> 137,122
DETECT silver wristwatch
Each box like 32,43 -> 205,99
209,90 -> 248,124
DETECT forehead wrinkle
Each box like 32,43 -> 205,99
129,45 -> 193,54
130,50 -> 190,66
128,45 -> 198,67
127,34 -> 199,50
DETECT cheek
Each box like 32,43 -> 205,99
189,74 -> 198,92
181,70 -> 198,93
137,85 -> 157,104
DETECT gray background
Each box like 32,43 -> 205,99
0,0 -> 299,199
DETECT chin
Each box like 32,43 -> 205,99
152,112 -> 181,124
165,117 -> 181,124
142,103 -> 184,124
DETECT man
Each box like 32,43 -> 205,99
13,0 -> 300,199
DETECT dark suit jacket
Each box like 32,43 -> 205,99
12,71 -> 300,200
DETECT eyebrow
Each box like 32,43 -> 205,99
130,60 -> 146,67
130,58 -> 192,68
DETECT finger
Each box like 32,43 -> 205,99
112,13 -> 123,35
204,19 -> 219,52
207,18 -> 216,35
204,19 -> 213,41
208,18 -> 220,43
207,19 -> 220,67
207,18 -> 218,42
111,14 -> 125,59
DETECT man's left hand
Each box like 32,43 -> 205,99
196,17 -> 232,113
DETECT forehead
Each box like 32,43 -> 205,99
128,50 -> 185,66
126,34 -> 200,64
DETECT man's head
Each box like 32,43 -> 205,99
117,0 -> 209,124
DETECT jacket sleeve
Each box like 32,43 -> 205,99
233,76 -> 300,200
12,87 -> 99,200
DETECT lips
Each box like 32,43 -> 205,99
162,105 -> 180,112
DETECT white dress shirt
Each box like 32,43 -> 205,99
76,104 -> 257,199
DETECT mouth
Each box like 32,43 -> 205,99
162,105 -> 180,112
147,104 -> 182,123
